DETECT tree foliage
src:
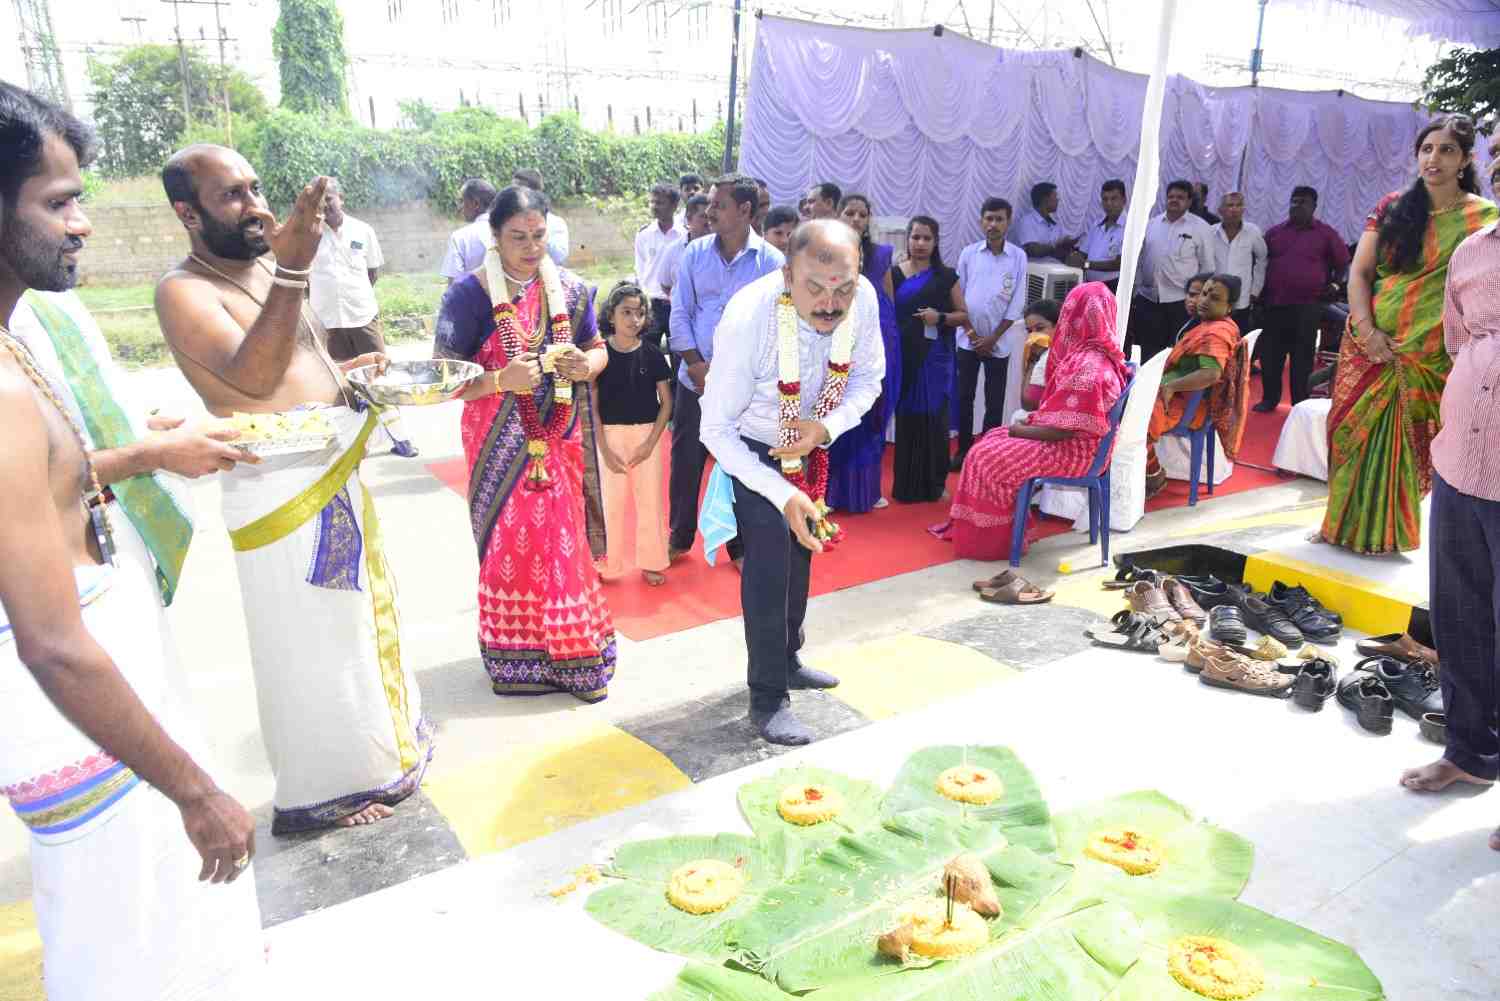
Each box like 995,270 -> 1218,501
86,44 -> 268,178
272,0 -> 349,116
244,109 -> 730,214
1422,46 -> 1500,123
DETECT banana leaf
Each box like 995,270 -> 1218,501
647,963 -> 797,1001
1113,893 -> 1384,1000
585,829 -> 805,961
737,765 -> 884,854
1052,790 -> 1254,907
728,809 -> 1073,993
807,901 -> 1143,1001
880,745 -> 1055,853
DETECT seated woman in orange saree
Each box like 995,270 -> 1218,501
1145,274 -> 1250,495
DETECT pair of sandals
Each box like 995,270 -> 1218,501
1086,610 -> 1177,652
971,569 -> 1054,605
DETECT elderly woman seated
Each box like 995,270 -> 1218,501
1144,273 -> 1251,497
931,283 -> 1130,573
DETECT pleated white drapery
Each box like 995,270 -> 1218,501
740,16 -> 1495,256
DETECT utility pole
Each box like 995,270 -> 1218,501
721,0 -> 743,172
13,0 -> 72,107
986,0 -> 995,44
1250,0 -> 1269,86
162,0 -> 235,142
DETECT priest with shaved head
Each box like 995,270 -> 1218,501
698,219 -> 885,744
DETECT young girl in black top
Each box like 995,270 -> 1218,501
593,281 -> 673,585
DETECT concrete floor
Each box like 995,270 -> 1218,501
262,645 -> 1499,1000
5,344 -> 1467,999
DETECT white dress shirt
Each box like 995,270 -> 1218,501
634,219 -> 684,300
699,271 -> 886,512
1137,211 -> 1214,303
546,212 -> 570,265
1079,216 -> 1126,283
440,217 -> 490,281
1210,220 -> 1268,309
1011,210 -> 1066,263
309,215 -> 383,329
955,239 -> 1029,357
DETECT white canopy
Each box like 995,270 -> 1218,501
1285,0 -> 1500,48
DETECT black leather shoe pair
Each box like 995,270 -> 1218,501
1266,581 -> 1341,641
1208,604 -> 1247,645
1336,670 -> 1394,734
1291,658 -> 1338,711
1180,575 -> 1233,611
1225,585 -> 1305,647
1357,656 -> 1442,719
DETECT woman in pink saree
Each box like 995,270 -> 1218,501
937,282 -> 1129,562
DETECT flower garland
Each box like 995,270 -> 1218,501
776,291 -> 856,545
485,249 -> 575,490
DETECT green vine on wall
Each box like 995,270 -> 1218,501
272,0 -> 349,116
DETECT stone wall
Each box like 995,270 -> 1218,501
78,200 -> 635,287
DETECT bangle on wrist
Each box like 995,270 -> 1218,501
492,370 -> 503,394
270,275 -> 308,289
274,263 -> 313,276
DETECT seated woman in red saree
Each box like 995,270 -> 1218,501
936,282 -> 1129,561
435,185 -> 616,703
1145,274 -> 1251,496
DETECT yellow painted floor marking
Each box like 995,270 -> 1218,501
423,724 -> 691,858
1243,551 -> 1415,636
0,900 -> 42,1001
1174,503 -> 1327,538
813,634 -> 1019,721
1048,570 -> 1127,620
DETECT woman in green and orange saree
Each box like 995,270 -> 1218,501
1319,115 -> 1497,554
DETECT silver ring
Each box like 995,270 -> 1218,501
233,852 -> 250,870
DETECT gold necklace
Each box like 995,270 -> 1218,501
0,323 -> 116,565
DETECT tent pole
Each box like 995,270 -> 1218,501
1250,0 -> 1268,86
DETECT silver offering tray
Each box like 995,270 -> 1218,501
346,359 -> 484,407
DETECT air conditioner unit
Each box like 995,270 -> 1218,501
1026,262 -> 1083,307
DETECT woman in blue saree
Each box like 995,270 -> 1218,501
891,216 -> 967,503
826,194 -> 901,512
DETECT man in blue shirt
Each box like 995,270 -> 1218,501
1013,181 -> 1078,264
668,174 -> 786,563
954,197 -> 1029,469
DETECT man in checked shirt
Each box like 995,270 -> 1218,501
1400,150 -> 1500,853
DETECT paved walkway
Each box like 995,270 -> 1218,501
7,348 -> 1449,999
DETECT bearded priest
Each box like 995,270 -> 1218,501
699,220 -> 885,745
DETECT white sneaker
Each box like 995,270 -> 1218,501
873,497 -> 890,509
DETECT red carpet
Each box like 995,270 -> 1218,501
424,382 -> 1294,641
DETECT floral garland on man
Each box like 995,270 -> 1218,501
776,291 -> 855,546
484,249 -> 576,489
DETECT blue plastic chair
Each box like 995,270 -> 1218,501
1166,390 -> 1213,506
1009,365 -> 1136,568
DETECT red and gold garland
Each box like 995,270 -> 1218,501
776,291 -> 855,545
487,252 -> 576,490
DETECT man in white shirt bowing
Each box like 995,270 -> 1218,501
700,220 -> 884,745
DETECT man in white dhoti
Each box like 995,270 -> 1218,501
154,144 -> 431,834
699,220 -> 884,744
0,80 -> 265,1000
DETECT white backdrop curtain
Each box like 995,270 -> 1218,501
741,16 -> 1495,253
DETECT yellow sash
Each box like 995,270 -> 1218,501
228,410 -> 378,553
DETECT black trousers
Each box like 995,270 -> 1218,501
955,349 -> 1007,458
1127,296 -> 1185,363
647,297 -> 671,352
1430,473 -> 1500,781
732,439 -> 810,710
1259,302 -> 1322,407
668,382 -> 741,558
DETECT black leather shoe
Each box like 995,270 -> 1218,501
1208,605 -> 1248,646
1183,577 -> 1233,611
1366,656 -> 1442,719
1292,659 -> 1337,711
1227,585 -> 1305,647
1266,582 -> 1341,639
1336,670 -> 1393,734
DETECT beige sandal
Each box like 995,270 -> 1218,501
979,577 -> 1054,605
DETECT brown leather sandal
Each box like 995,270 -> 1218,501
1127,581 -> 1181,623
972,569 -> 1019,593
979,577 -> 1054,605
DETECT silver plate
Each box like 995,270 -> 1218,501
347,358 -> 484,407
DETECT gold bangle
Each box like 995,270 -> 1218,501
493,370 -> 502,394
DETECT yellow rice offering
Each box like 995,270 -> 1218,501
1084,828 -> 1165,875
776,783 -> 844,826
892,898 -> 989,959
665,860 -> 744,915
935,765 -> 1003,805
1168,935 -> 1265,999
